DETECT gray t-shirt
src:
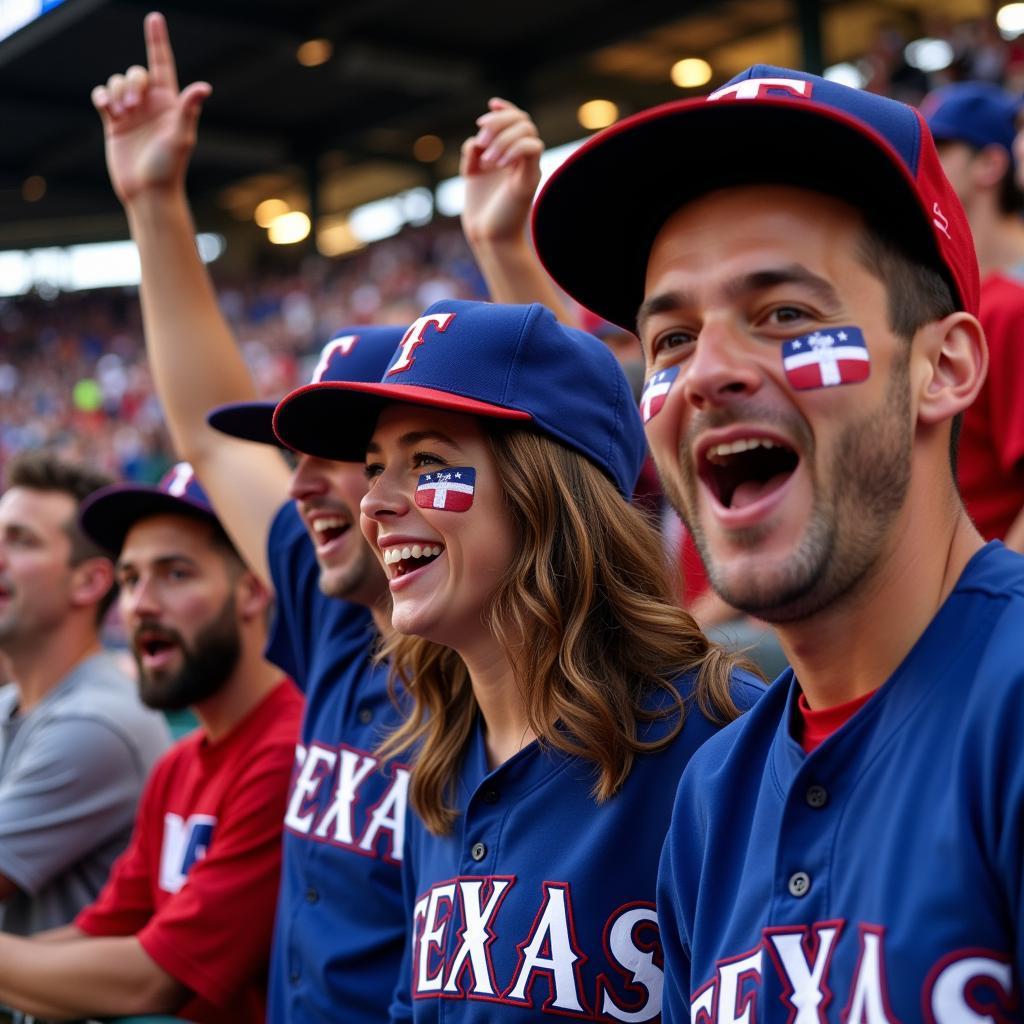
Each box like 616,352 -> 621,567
0,652 -> 171,935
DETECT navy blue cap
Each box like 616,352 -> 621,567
207,326 -> 406,448
923,82 -> 1020,158
533,64 -> 979,330
79,462 -> 218,555
273,300 -> 647,498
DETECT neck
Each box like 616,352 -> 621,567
460,641 -> 533,771
370,594 -> 393,639
775,484 -> 983,710
6,622 -> 103,714
966,201 -> 1024,279
192,637 -> 282,744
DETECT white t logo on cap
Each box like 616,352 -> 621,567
708,78 -> 813,102
387,313 -> 455,376
312,334 -> 358,383
166,462 -> 195,497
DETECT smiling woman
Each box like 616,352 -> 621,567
273,299 -> 765,1023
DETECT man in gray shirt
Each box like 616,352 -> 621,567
0,453 -> 169,935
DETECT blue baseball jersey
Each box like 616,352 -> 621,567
390,670 -> 765,1022
265,503 -> 407,1023
658,541 -> 1024,1022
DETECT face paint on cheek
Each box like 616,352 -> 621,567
415,467 -> 477,512
640,365 -> 681,424
781,325 -> 871,391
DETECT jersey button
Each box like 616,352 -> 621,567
788,871 -> 811,898
471,841 -> 487,862
358,707 -> 373,725
805,785 -> 828,809
481,787 -> 499,804
305,887 -> 319,903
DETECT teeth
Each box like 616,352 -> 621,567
313,517 -> 347,534
706,438 -> 778,463
382,545 -> 442,565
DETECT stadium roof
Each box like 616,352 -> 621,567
0,0 -> 985,252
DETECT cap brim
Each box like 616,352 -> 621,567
80,487 -> 217,555
207,401 -> 285,448
533,96 -> 953,331
273,381 -> 532,462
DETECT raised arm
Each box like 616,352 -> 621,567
92,12 -> 290,582
461,98 -> 577,326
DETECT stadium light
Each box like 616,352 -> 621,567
671,58 -> 712,89
904,38 -> 954,73
21,176 -> 46,202
824,62 -> 865,89
297,39 -> 333,67
414,134 -> 444,162
317,216 -> 365,258
997,4 -> 1024,38
254,198 -> 289,227
577,100 -> 618,131
268,212 -> 311,244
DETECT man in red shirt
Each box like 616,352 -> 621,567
0,462 -> 301,1023
926,82 -> 1024,548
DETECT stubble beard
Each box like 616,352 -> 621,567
664,357 -> 913,624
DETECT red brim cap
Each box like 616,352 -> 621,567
272,381 -> 532,463
533,91 -> 979,331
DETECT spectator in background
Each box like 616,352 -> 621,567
0,452 -> 170,935
927,82 -> 1024,549
0,465 -> 301,1023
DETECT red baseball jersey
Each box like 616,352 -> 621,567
77,679 -> 302,1023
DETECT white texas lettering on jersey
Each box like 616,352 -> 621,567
386,312 -> 455,376
412,879 -> 663,1020
159,812 -> 216,893
693,924 -> 1014,1023
283,741 -> 409,863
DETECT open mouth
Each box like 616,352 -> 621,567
311,515 -> 351,547
382,544 -> 444,579
700,437 -> 799,510
134,631 -> 179,662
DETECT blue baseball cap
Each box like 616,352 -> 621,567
272,300 -> 647,498
532,64 -> 979,330
923,82 -> 1020,158
79,462 -> 219,555
206,325 -> 406,448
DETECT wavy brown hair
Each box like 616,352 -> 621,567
377,424 -> 755,835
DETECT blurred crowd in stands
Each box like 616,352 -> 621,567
0,223 -> 487,482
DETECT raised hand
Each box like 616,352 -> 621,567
91,12 -> 211,204
461,98 -> 544,246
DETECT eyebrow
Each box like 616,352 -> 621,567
365,429 -> 464,455
636,263 -> 843,334
116,554 -> 199,573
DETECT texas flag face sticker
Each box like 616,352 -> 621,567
640,366 -> 680,424
782,327 -> 870,391
416,468 -> 476,512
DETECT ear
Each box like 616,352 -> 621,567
234,569 -> 272,623
69,557 -> 116,614
972,144 -> 1011,191
914,312 -> 987,427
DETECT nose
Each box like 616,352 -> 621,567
289,454 -> 329,502
359,468 -> 411,525
682,320 -> 763,411
122,574 -> 160,623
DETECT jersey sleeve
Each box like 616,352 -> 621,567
0,716 -> 146,895
265,502 -> 370,691
133,745 -> 294,1009
75,766 -> 163,937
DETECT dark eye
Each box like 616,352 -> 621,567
412,451 -> 444,469
769,306 -> 807,325
653,329 -> 695,355
364,462 -> 383,480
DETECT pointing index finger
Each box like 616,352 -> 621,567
144,11 -> 179,93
